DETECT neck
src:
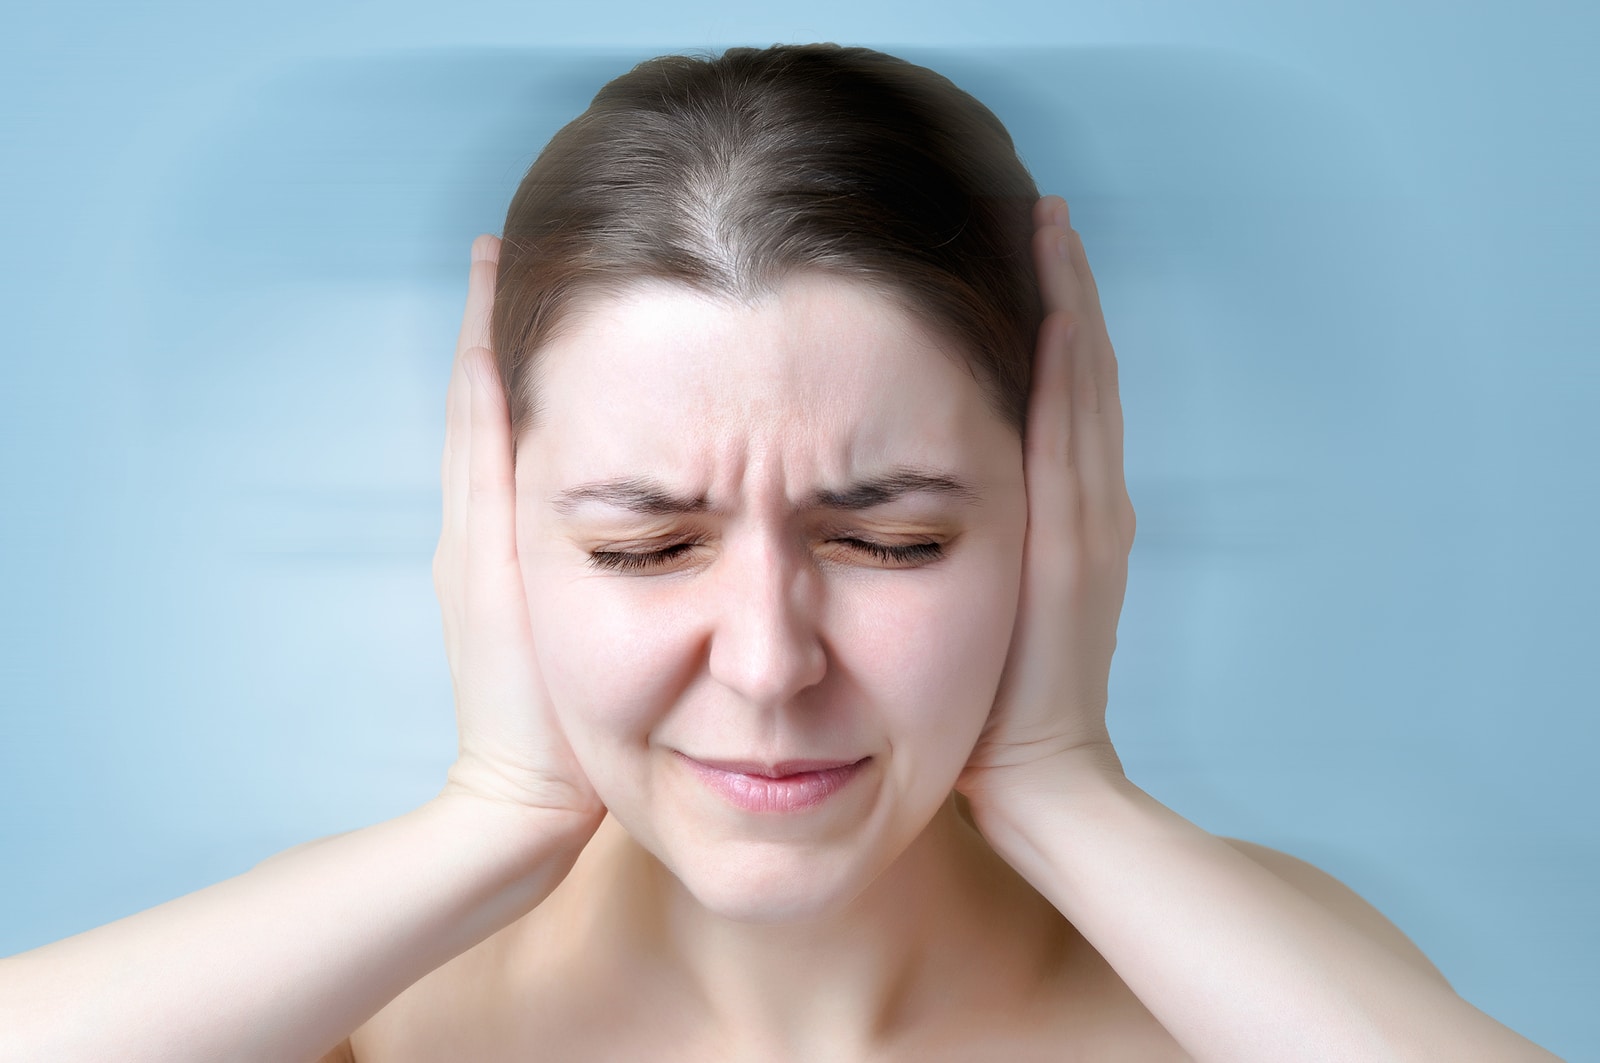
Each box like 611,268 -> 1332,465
556,793 -> 1073,1057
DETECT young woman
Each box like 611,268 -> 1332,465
0,44 -> 1560,1062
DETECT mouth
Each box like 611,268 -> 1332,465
676,752 -> 872,813
682,753 -> 870,778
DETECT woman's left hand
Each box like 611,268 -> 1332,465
955,195 -> 1138,816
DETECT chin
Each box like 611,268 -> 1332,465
604,755 -> 962,924
675,857 -> 876,925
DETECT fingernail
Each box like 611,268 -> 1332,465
471,234 -> 494,262
1057,234 -> 1071,261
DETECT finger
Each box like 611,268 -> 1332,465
444,241 -> 486,567
1062,225 -> 1106,342
1032,218 -> 1083,329
1023,310 -> 1082,543
448,232 -> 500,560
463,342 -> 524,629
456,234 -> 501,364
1037,197 -> 1106,343
1028,222 -> 1084,544
1033,194 -> 1067,232
443,348 -> 470,543
1059,227 -> 1130,550
441,236 -> 496,658
1066,289 -> 1114,549
439,356 -> 470,669
1033,213 -> 1127,552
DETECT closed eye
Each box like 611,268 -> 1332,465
586,538 -> 945,573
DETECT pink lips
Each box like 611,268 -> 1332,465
679,752 -> 869,813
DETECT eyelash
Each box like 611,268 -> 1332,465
586,538 -> 946,573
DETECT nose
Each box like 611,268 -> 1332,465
705,529 -> 829,710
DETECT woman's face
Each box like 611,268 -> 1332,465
514,271 -> 1027,923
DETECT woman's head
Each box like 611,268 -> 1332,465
491,42 -> 1043,453
497,44 -> 1044,923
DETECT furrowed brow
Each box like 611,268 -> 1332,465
550,465 -> 982,518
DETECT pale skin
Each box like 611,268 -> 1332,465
0,197 -> 1562,1062
353,197 -> 1562,1059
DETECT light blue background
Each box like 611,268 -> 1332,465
2,1 -> 1593,1058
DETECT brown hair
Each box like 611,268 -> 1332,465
490,42 -> 1044,461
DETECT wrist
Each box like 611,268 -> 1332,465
439,754 -> 608,837
963,743 -> 1134,874
428,784 -> 604,869
967,740 -> 1127,816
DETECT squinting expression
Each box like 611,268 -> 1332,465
513,271 -> 1028,923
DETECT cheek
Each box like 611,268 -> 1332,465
524,567 -> 664,764
863,554 -> 1022,757
523,537 -> 1023,778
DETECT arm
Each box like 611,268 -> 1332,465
959,197 -> 1561,1061
0,794 -> 595,1063
0,231 -> 602,1063
1217,836 -> 1453,988
974,754 -> 1561,1063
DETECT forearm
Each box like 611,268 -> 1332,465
974,757 -> 1559,1063
0,794 -> 596,1063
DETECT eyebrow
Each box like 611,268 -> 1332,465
549,465 -> 983,517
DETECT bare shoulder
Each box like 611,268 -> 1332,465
1218,836 -> 1452,989
345,908 -> 546,1063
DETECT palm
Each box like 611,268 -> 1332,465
956,195 -> 1135,809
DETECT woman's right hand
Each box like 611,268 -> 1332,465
432,233 -> 606,831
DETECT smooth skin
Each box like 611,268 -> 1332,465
0,198 -> 1563,1062
407,194 -> 1563,1060
363,197 -> 1560,1060
949,196 -> 1565,1060
434,232 -> 606,826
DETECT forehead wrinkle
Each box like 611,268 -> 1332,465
548,463 -> 983,519
532,273 -> 993,523
544,367 -> 984,522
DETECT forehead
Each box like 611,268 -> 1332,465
522,272 -> 1006,501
